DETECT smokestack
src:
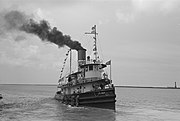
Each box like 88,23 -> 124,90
2,10 -> 85,51
78,49 -> 86,61
78,49 -> 86,67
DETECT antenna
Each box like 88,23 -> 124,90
85,25 -> 98,61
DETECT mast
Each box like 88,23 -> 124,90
70,49 -> 72,75
85,25 -> 98,61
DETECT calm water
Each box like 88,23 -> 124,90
0,85 -> 180,121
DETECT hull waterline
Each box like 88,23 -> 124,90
55,88 -> 116,110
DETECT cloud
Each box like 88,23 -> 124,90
132,0 -> 179,13
0,41 -> 39,67
34,8 -> 51,21
98,19 -> 110,25
0,44 -> 61,69
116,9 -> 135,23
14,45 -> 39,59
116,0 -> 180,23
15,35 -> 26,41
0,35 -> 64,70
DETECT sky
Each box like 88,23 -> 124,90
0,0 -> 180,86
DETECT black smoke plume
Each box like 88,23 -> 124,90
2,10 -> 84,50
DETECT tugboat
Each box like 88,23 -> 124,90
55,25 -> 116,110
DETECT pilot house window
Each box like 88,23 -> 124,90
89,65 -> 93,71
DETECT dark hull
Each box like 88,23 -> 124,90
55,88 -> 116,110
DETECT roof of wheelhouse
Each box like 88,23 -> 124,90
80,63 -> 107,68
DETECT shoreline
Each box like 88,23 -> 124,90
115,86 -> 180,89
1,84 -> 179,89
0,84 -> 56,86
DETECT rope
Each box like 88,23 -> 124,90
59,49 -> 71,79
